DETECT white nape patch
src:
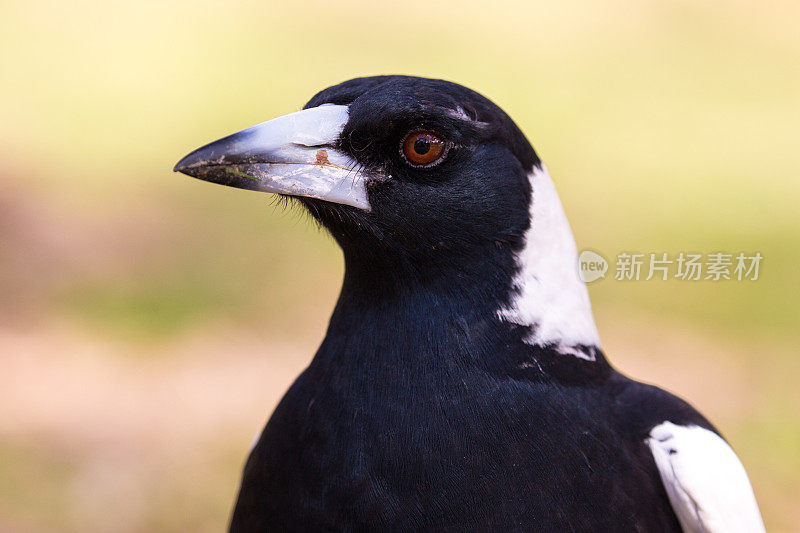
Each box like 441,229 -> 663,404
498,164 -> 600,359
647,422 -> 765,533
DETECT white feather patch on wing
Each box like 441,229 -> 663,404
647,422 -> 765,533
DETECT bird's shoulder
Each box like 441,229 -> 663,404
607,374 -> 765,533
607,374 -> 715,438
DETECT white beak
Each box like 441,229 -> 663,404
174,104 -> 374,210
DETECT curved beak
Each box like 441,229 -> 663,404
174,104 -> 372,210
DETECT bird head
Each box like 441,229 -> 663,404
175,76 -> 600,357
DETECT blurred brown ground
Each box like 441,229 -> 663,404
1,0 -> 798,531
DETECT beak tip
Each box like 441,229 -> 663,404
173,156 -> 188,174
173,155 -> 199,176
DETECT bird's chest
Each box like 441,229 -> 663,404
237,370 -> 670,531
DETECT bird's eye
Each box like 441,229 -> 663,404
401,131 -> 446,166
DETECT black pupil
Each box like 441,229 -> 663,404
413,137 -> 431,155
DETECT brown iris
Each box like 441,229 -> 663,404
402,131 -> 446,166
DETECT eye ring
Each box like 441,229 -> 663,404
400,131 -> 448,167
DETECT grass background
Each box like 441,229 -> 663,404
0,0 -> 798,531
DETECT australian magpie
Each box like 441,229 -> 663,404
175,76 -> 765,532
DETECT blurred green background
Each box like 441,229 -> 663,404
0,0 -> 798,531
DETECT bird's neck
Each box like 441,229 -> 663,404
319,233 -> 528,373
319,165 -> 601,370
318,262 -> 608,379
